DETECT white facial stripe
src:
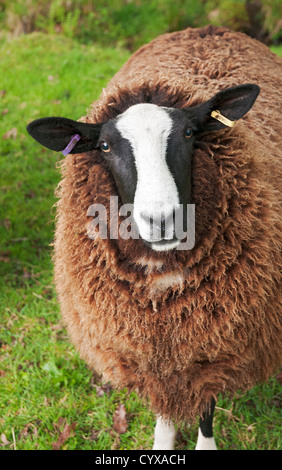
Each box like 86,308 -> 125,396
116,104 -> 180,243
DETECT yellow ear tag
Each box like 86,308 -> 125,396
211,110 -> 236,128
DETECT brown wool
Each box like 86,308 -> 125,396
54,26 -> 282,422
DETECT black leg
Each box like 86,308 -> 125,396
199,397 -> 216,438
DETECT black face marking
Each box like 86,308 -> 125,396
98,121 -> 137,205
166,108 -> 196,206
164,109 -> 197,236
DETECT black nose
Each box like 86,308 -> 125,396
140,211 -> 175,238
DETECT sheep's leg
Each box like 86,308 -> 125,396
195,398 -> 217,450
152,416 -> 176,450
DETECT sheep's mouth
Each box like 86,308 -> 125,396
143,238 -> 181,252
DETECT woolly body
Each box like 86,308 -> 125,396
54,26 -> 282,422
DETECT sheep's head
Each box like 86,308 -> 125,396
27,84 -> 259,252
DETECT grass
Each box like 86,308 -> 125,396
0,33 -> 281,450
271,45 -> 282,57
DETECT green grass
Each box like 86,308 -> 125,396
271,45 -> 282,57
0,0 -> 281,48
0,33 -> 281,450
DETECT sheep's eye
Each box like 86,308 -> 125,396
185,128 -> 193,139
100,141 -> 111,153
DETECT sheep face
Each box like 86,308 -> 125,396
101,103 -> 195,251
26,84 -> 259,252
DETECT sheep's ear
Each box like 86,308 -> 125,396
26,117 -> 104,154
190,84 -> 260,132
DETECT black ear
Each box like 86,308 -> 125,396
26,117 -> 105,154
189,84 -> 260,132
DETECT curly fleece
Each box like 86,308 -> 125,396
54,26 -> 282,422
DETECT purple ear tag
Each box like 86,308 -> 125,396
61,134 -> 81,156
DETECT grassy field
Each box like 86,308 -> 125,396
0,33 -> 281,450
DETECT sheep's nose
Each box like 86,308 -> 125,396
140,211 -> 175,239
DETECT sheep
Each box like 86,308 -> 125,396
26,25 -> 282,450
